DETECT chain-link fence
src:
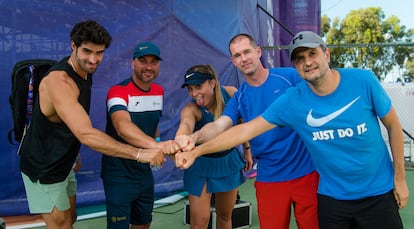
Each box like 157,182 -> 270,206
381,83 -> 414,169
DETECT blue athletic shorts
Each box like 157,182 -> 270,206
103,172 -> 154,228
184,148 -> 245,196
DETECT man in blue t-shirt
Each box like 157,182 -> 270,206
175,34 -> 319,229
176,31 -> 409,229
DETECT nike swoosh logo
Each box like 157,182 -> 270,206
306,97 -> 360,127
185,73 -> 194,79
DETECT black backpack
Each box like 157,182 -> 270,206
8,59 -> 57,144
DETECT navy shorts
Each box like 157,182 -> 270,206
103,173 -> 154,228
318,190 -> 403,229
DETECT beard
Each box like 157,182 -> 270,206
76,56 -> 99,74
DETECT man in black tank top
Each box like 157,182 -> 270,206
19,20 -> 179,228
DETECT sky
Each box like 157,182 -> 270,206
321,0 -> 414,29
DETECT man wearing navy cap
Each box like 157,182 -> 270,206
102,41 -> 178,229
132,41 -> 162,61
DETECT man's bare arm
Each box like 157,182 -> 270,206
111,110 -> 159,148
175,114 -> 233,152
176,116 -> 275,169
110,110 -> 178,161
41,71 -> 163,164
192,115 -> 233,144
381,107 -> 409,208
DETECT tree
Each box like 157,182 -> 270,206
322,7 -> 414,81
403,27 -> 414,81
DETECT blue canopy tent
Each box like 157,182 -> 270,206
0,0 -> 320,216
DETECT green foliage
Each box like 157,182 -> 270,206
323,7 -> 414,81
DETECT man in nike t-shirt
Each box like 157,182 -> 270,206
175,31 -> 409,229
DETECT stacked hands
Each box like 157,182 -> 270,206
140,135 -> 197,169
174,134 -> 198,169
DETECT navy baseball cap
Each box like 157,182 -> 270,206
288,31 -> 326,61
132,42 -> 162,60
181,70 -> 214,88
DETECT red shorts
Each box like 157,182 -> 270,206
254,171 -> 319,229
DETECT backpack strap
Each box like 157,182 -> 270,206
25,65 -> 35,130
